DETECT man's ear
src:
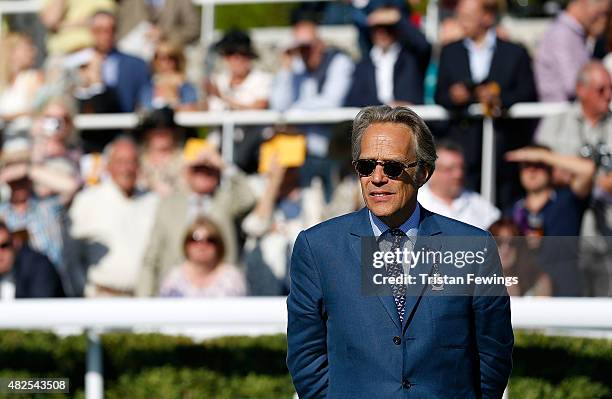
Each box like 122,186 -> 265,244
415,164 -> 431,188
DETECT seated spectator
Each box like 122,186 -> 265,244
0,139 -> 74,270
159,217 -> 246,297
536,61 -> 612,296
506,145 -> 596,296
67,48 -> 121,116
39,0 -> 116,56
345,6 -> 431,107
140,41 -> 197,111
30,97 -> 82,168
206,29 -> 272,173
117,0 -> 200,61
207,30 -> 271,111
535,0 -> 609,101
418,140 -> 500,229
136,140 -> 256,296
270,11 -> 354,198
0,220 -> 64,299
137,108 -> 185,196
84,11 -> 151,113
489,218 -> 552,297
435,0 -> 537,208
242,159 -> 325,295
0,33 -> 44,129
65,137 -> 159,297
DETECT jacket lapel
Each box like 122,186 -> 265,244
349,207 -> 402,329
402,207 -> 442,333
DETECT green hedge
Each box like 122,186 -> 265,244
0,331 -> 611,398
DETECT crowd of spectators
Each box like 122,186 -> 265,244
0,0 -> 611,299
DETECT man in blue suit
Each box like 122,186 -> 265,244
287,105 -> 513,398
90,11 -> 151,113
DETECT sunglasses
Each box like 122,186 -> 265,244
190,164 -> 219,175
353,159 -> 418,178
187,231 -> 218,245
519,161 -> 549,170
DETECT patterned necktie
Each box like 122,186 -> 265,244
381,228 -> 410,323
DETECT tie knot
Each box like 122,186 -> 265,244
389,228 -> 405,237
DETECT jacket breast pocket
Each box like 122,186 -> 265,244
429,296 -> 472,349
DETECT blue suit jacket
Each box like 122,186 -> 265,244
287,206 -> 513,398
107,50 -> 151,113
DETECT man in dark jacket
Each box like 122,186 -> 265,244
0,221 -> 64,299
346,6 -> 431,107
435,0 -> 537,208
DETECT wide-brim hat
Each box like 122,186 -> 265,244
215,29 -> 258,58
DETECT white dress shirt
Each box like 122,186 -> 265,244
464,29 -> 497,84
417,185 -> 500,230
370,43 -> 401,105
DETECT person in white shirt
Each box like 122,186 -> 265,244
418,140 -> 500,229
66,136 -> 159,297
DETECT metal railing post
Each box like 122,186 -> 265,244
85,329 -> 103,399
201,3 -> 215,50
480,117 -> 496,204
221,117 -> 235,164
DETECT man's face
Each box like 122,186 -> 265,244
429,149 -> 465,199
371,26 -> 396,50
107,141 -> 139,195
519,163 -> 551,192
225,53 -> 252,79
185,164 -> 220,195
91,14 -> 116,54
292,21 -> 323,70
578,66 -> 612,119
456,0 -> 486,39
582,0 -> 610,27
0,230 -> 15,275
358,123 -> 421,226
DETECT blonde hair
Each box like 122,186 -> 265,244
0,32 -> 33,91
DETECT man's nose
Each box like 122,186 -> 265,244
370,164 -> 388,184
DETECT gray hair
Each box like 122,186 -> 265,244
103,135 -> 139,161
351,105 -> 437,175
576,60 -> 608,87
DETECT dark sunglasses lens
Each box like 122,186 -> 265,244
355,160 -> 376,176
383,161 -> 404,178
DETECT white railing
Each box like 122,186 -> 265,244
0,296 -> 610,399
75,101 -> 571,203
5,102 -> 572,204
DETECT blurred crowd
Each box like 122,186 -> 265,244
0,0 -> 611,299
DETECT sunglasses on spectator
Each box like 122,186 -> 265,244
353,159 -> 418,178
593,84 -> 612,96
155,53 -> 178,61
190,164 -> 219,175
0,240 -> 12,250
519,161 -> 549,170
187,230 -> 218,245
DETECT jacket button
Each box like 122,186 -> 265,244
393,336 -> 401,345
402,379 -> 412,389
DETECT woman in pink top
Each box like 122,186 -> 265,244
159,217 -> 246,297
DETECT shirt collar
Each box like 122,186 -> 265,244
370,42 -> 401,64
559,12 -> 586,38
369,203 -> 420,238
464,28 -> 497,53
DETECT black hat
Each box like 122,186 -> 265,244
215,29 -> 258,58
137,107 -> 178,134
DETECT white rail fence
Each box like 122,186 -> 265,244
0,297 -> 610,399
74,101 -> 570,204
